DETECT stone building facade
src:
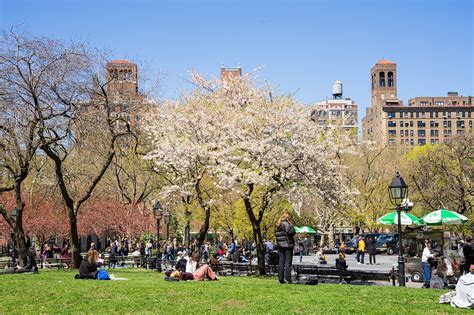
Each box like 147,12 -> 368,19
362,60 -> 473,146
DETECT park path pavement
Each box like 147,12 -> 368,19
293,253 -> 423,288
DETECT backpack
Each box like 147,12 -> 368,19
97,269 -> 110,280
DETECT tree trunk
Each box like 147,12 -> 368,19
197,206 -> 210,251
14,228 -> 27,267
243,188 -> 266,275
252,223 -> 266,275
328,223 -> 335,249
67,209 -> 82,268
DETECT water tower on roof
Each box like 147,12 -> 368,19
332,80 -> 343,99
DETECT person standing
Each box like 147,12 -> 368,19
422,240 -> 434,288
275,212 -> 296,284
298,241 -> 305,263
366,236 -> 377,265
461,237 -> 473,275
354,235 -> 360,263
358,237 -> 366,264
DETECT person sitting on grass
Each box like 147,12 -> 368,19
450,264 -> 474,309
169,264 -> 218,281
77,249 -> 99,279
186,250 -> 200,273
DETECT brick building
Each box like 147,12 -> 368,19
104,59 -> 145,128
362,60 -> 473,146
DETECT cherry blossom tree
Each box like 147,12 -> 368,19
146,72 -> 352,274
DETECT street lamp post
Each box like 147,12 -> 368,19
153,201 -> 163,272
164,210 -> 171,241
388,172 -> 408,287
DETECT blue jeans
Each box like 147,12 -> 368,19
299,251 -> 304,262
422,262 -> 431,284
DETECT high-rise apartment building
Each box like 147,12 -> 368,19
362,60 -> 473,146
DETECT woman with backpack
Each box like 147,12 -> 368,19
275,212 -> 296,284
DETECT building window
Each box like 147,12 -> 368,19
410,112 -> 414,118
456,120 -> 465,128
457,130 -> 465,135
399,121 -> 404,127
462,112 -> 466,118
420,101 -> 429,106
388,121 -> 396,127
444,130 -> 452,136
435,101 -> 445,106
418,130 -> 425,137
398,112 -> 403,118
430,130 -> 439,137
410,139 -> 414,145
404,112 -> 409,118
388,130 -> 396,136
430,112 -> 434,118
405,130 -> 409,136
421,112 -> 426,118
400,130 -> 404,136
435,112 -> 439,118
470,120 -> 473,128
417,121 -> 426,128
448,112 -> 452,118
468,112 -> 472,118
388,72 -> 394,87
387,112 -> 396,118
405,139 -> 409,145
418,139 -> 426,146
430,139 -> 439,144
410,130 -> 414,137
430,121 -> 439,128
388,139 -> 396,145
416,112 -> 419,118
379,72 -> 385,87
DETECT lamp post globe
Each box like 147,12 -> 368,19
388,172 -> 408,287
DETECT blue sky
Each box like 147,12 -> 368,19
1,0 -> 473,127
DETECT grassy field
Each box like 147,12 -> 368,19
0,269 -> 467,314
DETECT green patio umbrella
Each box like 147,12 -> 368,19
377,211 -> 421,225
420,209 -> 469,225
294,226 -> 317,234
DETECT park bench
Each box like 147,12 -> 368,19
293,264 -> 394,284
38,257 -> 72,269
0,259 -> 12,269
293,264 -> 353,283
210,261 -> 278,276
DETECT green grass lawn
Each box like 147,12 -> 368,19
0,269 -> 466,314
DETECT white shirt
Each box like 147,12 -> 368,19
421,247 -> 434,263
186,259 -> 197,273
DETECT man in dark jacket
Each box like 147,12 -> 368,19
275,212 -> 295,284
366,236 -> 377,265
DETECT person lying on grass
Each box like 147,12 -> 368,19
168,264 -> 218,281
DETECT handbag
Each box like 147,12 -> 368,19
97,269 -> 110,280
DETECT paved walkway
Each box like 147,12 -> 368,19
294,253 -> 397,272
293,253 -> 423,288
